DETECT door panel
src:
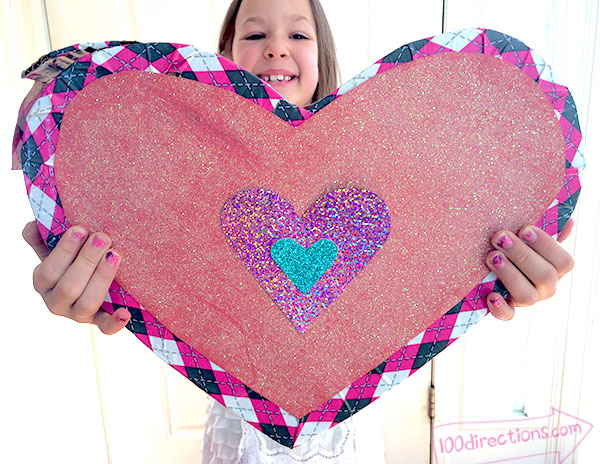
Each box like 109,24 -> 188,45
434,1 -> 600,463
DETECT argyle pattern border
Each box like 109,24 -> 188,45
19,28 -> 583,448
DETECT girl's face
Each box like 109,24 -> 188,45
231,0 -> 319,107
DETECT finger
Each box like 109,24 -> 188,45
47,232 -> 111,315
32,226 -> 89,294
22,221 -> 50,261
487,292 -> 515,321
491,231 -> 558,299
557,218 -> 575,243
517,226 -> 574,278
486,250 -> 540,306
70,249 -> 120,322
93,307 -> 131,335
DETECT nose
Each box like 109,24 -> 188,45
264,38 -> 288,59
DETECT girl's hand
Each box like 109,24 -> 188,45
22,221 -> 131,334
485,218 -> 575,320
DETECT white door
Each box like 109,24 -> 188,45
432,1 -> 600,463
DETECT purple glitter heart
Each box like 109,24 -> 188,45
221,188 -> 391,332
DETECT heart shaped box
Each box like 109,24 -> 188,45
15,28 -> 584,448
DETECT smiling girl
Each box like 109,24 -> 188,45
219,0 -> 339,106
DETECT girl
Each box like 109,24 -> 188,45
21,0 -> 575,461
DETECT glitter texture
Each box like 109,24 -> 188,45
271,239 -> 338,295
54,51 -> 566,417
222,188 -> 390,332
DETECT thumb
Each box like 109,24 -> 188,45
22,221 -> 50,261
557,218 -> 575,243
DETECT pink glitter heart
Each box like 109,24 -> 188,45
53,51 -> 568,417
221,188 -> 391,332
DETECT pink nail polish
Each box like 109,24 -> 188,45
93,237 -> 107,248
496,233 -> 513,249
522,228 -> 538,243
492,254 -> 505,269
490,296 -> 502,308
105,251 -> 119,265
71,229 -> 86,241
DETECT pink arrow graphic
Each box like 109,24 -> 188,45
433,408 -> 593,464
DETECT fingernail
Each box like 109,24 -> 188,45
522,228 -> 538,243
492,254 -> 505,269
71,229 -> 86,242
496,233 -> 513,249
490,296 -> 502,308
105,250 -> 119,265
93,236 -> 108,248
117,310 -> 129,323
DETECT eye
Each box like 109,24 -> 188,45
245,33 -> 265,40
291,33 -> 309,40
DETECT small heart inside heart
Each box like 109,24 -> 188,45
271,238 -> 338,294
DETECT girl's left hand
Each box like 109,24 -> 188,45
485,218 -> 575,320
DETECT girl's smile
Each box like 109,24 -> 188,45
231,0 -> 319,107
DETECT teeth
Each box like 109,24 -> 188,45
261,75 -> 293,82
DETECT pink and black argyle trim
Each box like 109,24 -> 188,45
18,28 -> 583,448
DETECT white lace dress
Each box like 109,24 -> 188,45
201,399 -> 385,463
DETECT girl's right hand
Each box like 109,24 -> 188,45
22,221 -> 131,335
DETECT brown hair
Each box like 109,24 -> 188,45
218,0 -> 340,103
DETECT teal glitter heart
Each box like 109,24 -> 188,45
270,239 -> 338,294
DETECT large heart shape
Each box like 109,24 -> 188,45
19,29 -> 582,446
56,53 -> 566,415
221,188 -> 390,332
